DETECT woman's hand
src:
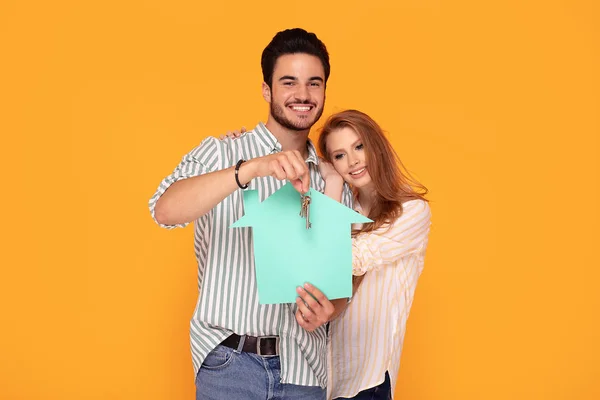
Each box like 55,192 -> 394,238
219,126 -> 247,140
318,158 -> 343,183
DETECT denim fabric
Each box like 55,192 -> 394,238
195,342 -> 326,400
335,372 -> 391,400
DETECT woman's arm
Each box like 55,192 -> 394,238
352,200 -> 432,276
319,159 -> 344,202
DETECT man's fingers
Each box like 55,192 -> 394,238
290,175 -> 309,194
282,154 -> 305,181
289,151 -> 310,193
295,310 -> 314,331
256,152 -> 310,193
291,178 -> 304,194
269,160 -> 287,181
295,296 -> 315,320
271,155 -> 297,180
304,283 -> 334,315
287,151 -> 307,174
284,152 -> 309,193
303,282 -> 325,303
297,286 -> 322,314
297,285 -> 332,331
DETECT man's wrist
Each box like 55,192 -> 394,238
236,159 -> 256,187
235,159 -> 249,189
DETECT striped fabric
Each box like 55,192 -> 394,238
327,199 -> 431,399
149,122 -> 353,388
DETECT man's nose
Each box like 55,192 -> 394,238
294,85 -> 310,102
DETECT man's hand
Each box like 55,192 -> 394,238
154,149 -> 309,225
242,151 -> 310,194
295,283 -> 335,332
217,131 -> 310,193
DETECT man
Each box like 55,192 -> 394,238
149,28 -> 353,399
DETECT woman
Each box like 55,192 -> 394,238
318,110 -> 430,400
220,109 -> 431,400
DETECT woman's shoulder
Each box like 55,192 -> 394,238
400,199 -> 431,217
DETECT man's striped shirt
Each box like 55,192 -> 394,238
149,122 -> 352,388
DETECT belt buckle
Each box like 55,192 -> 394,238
256,335 -> 279,356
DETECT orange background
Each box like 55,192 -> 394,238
1,1 -> 599,399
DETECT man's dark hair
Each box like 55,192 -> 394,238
261,28 -> 330,88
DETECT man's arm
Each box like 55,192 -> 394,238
154,150 -> 311,226
154,164 -> 246,226
328,298 -> 351,321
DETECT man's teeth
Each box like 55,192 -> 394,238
350,168 -> 365,175
291,106 -> 311,111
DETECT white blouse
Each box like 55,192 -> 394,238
328,199 -> 432,399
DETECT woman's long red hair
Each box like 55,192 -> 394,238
318,110 -> 428,235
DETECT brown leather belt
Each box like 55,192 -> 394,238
220,334 -> 279,356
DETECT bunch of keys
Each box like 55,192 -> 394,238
299,194 -> 312,229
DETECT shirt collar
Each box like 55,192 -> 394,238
254,122 -> 282,153
305,139 -> 319,165
253,122 -> 320,165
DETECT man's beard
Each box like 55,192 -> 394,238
271,101 -> 324,131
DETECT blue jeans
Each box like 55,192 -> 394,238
335,372 -> 392,400
195,341 -> 326,400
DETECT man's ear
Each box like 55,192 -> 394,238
262,82 -> 271,103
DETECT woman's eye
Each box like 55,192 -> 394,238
356,143 -> 364,150
334,154 -> 344,160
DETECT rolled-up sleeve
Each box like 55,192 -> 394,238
352,200 -> 431,276
148,137 -> 222,229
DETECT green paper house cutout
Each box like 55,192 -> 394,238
231,182 -> 372,304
